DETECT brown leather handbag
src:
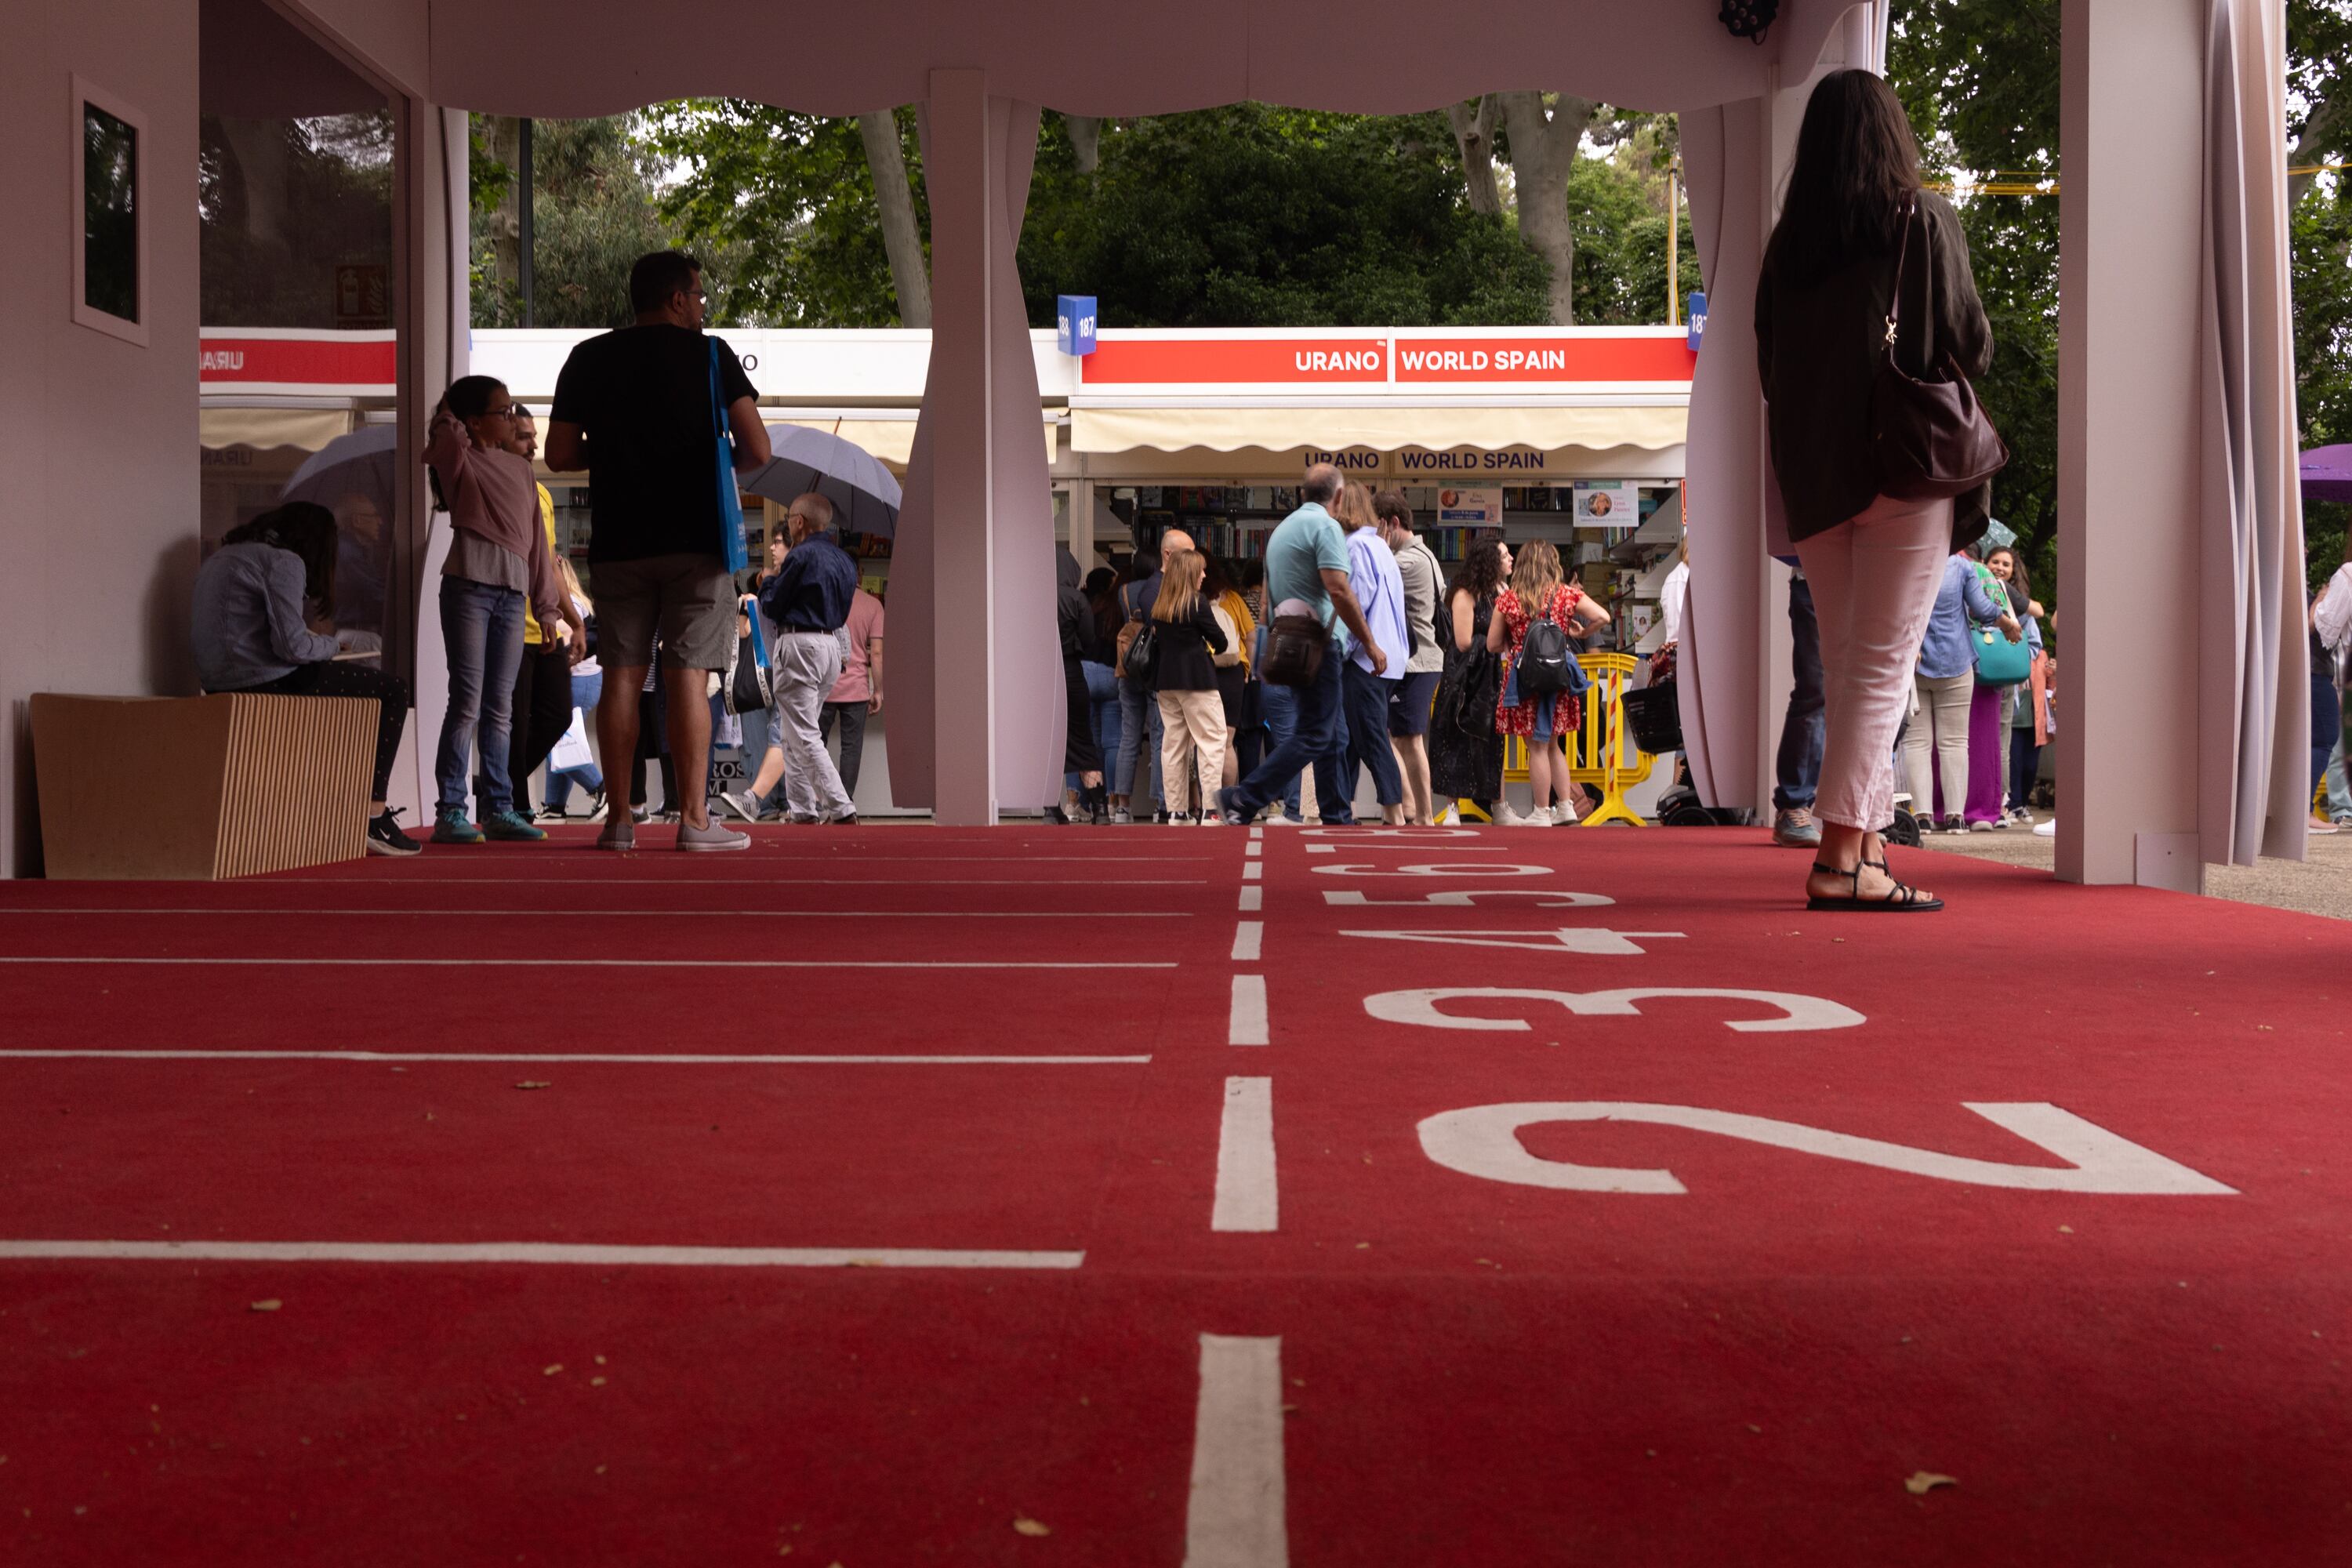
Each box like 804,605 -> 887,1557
1871,196 -> 2009,500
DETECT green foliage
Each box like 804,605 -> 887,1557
2294,187 -> 2352,586
1565,119 -> 1702,325
469,115 -> 677,330
641,101 -> 924,328
1017,107 -> 1551,327
2289,0 -> 2352,586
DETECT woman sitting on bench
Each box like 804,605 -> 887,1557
191,500 -> 419,856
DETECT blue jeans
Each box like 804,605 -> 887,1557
1342,662 -> 1403,807
545,670 -> 606,809
1257,681 -> 1304,818
2009,725 -> 2040,814
1068,660 -> 1123,791
1116,674 -> 1163,804
1773,575 -> 1826,811
1229,640 -> 1350,824
435,577 -> 526,813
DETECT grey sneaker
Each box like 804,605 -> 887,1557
1771,807 -> 1824,848
717,789 -> 763,823
677,815 -> 750,852
595,815 -> 635,851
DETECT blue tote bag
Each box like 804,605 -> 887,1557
710,340 -> 750,575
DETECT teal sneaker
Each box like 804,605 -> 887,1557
430,805 -> 484,844
481,808 -> 548,842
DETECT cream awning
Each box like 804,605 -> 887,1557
199,407 -> 356,452
768,415 -> 1059,469
1070,404 -> 1686,456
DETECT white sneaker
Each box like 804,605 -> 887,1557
1548,803 -> 1576,826
1109,808 -> 1134,825
1264,811 -> 1303,826
1197,814 -> 1225,827
2033,818 -> 2058,837
1432,804 -> 1459,826
1501,804 -> 1548,828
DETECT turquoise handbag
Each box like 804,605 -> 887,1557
1974,623 -> 2031,684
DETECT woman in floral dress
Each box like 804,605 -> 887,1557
1486,539 -> 1611,826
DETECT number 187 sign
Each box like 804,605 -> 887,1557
1056,295 -> 1098,357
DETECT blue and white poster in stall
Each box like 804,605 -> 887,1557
1686,292 -> 1708,352
1056,295 -> 1098,357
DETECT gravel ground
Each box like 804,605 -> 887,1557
1921,813 -> 2352,921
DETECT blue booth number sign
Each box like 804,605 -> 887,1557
1686,292 -> 1708,353
1057,295 -> 1098,357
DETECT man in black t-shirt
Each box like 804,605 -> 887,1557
546,249 -> 771,851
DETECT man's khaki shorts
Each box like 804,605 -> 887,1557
591,553 -> 736,672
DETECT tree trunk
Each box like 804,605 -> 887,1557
858,109 -> 933,328
482,116 -> 522,292
1065,114 -> 1103,176
1496,91 -> 1598,325
1446,99 -> 1501,216
2290,92 -> 2347,209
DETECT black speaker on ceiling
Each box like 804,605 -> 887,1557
1719,0 -> 1778,43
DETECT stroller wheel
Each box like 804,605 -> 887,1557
1887,809 -> 1924,848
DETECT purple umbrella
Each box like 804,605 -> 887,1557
2300,445 -> 2352,503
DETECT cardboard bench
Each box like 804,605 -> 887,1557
31,692 -> 373,880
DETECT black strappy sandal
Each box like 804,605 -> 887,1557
1806,860 -> 1944,913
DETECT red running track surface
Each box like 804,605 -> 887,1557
2,822 -> 2349,1564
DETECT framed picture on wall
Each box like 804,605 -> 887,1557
71,74 -> 147,347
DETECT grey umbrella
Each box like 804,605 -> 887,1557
740,423 -> 903,537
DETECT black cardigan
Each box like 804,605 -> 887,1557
1150,600 -> 1228,694
1755,190 -> 1995,549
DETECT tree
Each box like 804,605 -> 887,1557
855,110 -> 933,325
642,101 -> 931,328
1016,106 -> 1550,328
1445,99 -> 1504,216
1563,117 -> 1700,326
2291,2 -> 2352,582
1494,93 -> 1601,324
466,114 -> 676,330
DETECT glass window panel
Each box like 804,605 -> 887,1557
83,105 -> 138,322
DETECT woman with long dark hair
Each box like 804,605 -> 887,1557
1757,68 -> 1998,910
1429,536 -> 1510,822
191,501 -> 419,854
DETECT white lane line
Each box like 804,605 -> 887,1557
0,909 -> 1194,920
1183,1333 -> 1289,1567
1211,1078 -> 1278,1232
1248,826 -> 1264,841
1229,975 -> 1269,1046
1230,921 -> 1262,963
0,1051 -> 1151,1066
1237,887 -> 1263,913
1244,840 -> 1262,858
0,1240 -> 1082,1269
1241,863 -> 1262,881
0,958 -> 1167,970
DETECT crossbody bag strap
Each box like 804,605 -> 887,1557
1884,194 -> 1917,352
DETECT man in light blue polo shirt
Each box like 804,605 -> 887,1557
1220,463 -> 1387,825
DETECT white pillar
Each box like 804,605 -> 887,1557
391,99 -> 467,821
889,71 -> 1059,823
2059,0 -> 2205,888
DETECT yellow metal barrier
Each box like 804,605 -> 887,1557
1493,652 -> 1653,826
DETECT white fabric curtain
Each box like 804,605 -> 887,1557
2198,0 -> 2308,865
1674,98 -> 1769,811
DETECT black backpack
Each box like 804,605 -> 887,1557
1516,604 -> 1574,696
